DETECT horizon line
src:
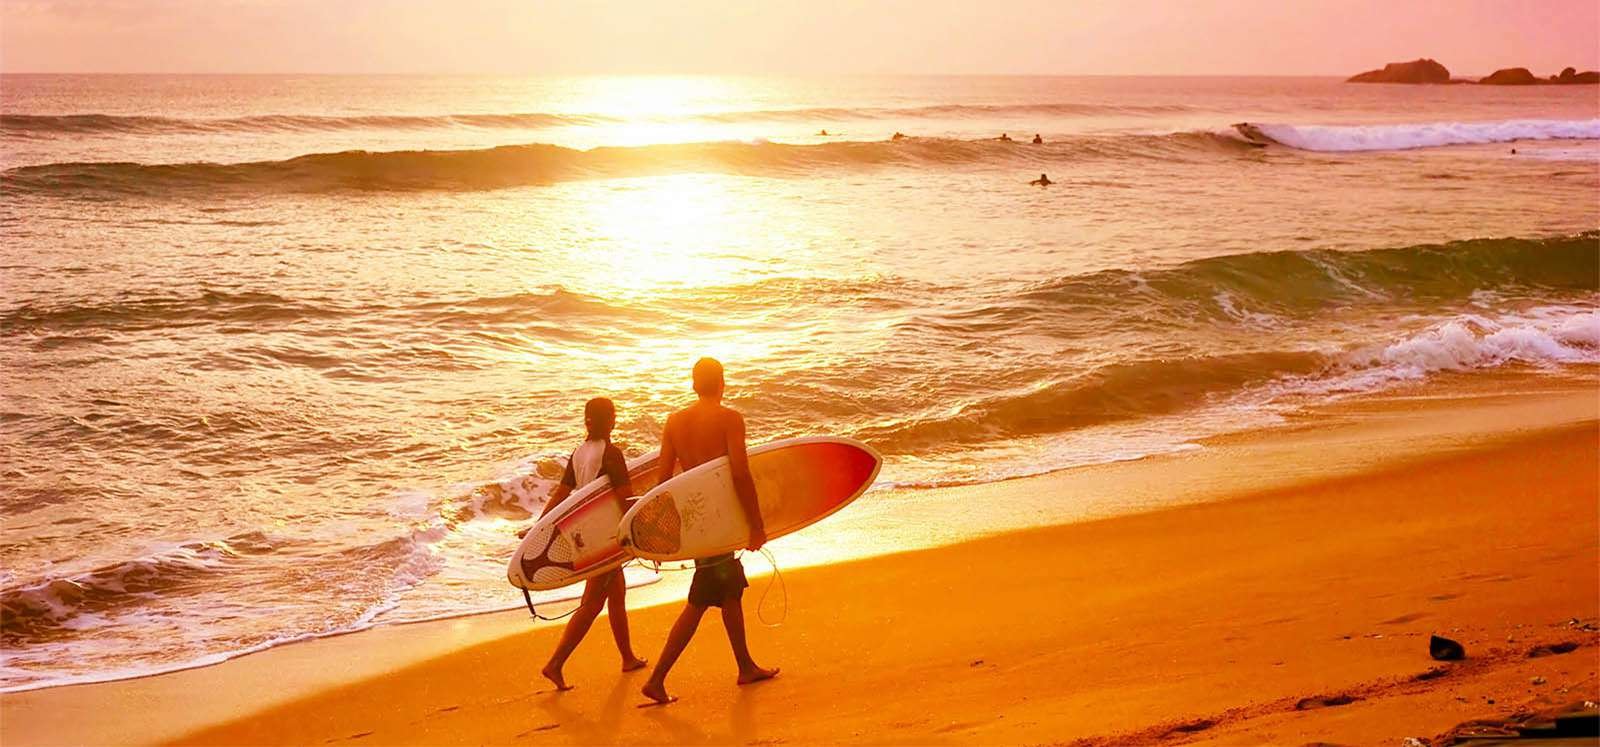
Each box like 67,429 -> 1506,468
5,67 -> 1582,78
0,71 -> 1389,78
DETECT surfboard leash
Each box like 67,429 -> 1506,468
754,547 -> 788,628
521,588 -> 579,622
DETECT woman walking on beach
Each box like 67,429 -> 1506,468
531,398 -> 648,690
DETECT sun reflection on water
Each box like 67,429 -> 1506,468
560,76 -> 746,119
554,76 -> 765,147
499,172 -> 839,396
568,175 -> 754,299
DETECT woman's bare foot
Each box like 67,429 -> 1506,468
736,666 -> 779,685
540,662 -> 571,691
621,656 -> 648,672
640,680 -> 674,704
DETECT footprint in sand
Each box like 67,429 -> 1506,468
514,723 -> 560,738
1166,719 -> 1216,735
1380,612 -> 1427,625
1294,694 -> 1361,710
934,720 -> 985,734
1526,641 -> 1579,657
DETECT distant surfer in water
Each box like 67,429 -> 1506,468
817,129 -> 830,136
1031,173 -> 1053,186
531,398 -> 648,690
998,132 -> 1013,142
641,358 -> 779,704
891,131 -> 907,141
1032,133 -> 1043,144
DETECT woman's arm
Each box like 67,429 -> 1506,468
538,482 -> 573,519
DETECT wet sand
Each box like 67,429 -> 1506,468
3,381 -> 1596,745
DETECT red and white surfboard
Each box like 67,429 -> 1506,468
618,437 -> 881,561
507,452 -> 660,591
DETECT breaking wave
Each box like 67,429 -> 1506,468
859,233 -> 1600,454
1,131 -> 1255,196
0,288 -> 652,336
1237,118 -> 1600,152
1,102 -> 1198,137
1023,232 -> 1600,312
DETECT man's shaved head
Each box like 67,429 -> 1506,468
692,357 -> 724,398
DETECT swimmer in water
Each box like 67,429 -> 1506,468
1030,173 -> 1052,186
1032,133 -> 1043,144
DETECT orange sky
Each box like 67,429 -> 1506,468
3,0 -> 1598,76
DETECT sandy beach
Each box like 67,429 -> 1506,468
3,379 -> 1595,746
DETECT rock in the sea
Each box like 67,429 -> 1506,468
1552,66 -> 1600,83
1347,58 -> 1451,84
1480,67 -> 1540,85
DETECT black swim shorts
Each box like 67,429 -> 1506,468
687,553 -> 748,608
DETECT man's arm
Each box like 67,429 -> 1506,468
724,411 -> 765,551
655,413 -> 678,487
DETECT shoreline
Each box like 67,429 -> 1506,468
1,372 -> 1595,744
4,370 -> 1591,698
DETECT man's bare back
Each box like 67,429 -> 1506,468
658,398 -> 765,550
659,403 -> 732,467
662,400 -> 739,470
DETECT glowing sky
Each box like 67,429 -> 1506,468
3,0 -> 1598,76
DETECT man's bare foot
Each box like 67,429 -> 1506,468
736,666 -> 779,685
621,656 -> 648,672
640,680 -> 674,704
541,662 -> 571,691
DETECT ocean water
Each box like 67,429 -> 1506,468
2,74 -> 1597,691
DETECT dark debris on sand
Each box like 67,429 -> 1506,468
1433,700 -> 1600,745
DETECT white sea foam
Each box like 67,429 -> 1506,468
1212,291 -> 1282,328
1290,306 -> 1600,396
1251,119 -> 1600,152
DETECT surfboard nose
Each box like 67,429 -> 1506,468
628,495 -> 684,555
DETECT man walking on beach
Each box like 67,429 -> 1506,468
640,358 -> 779,704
